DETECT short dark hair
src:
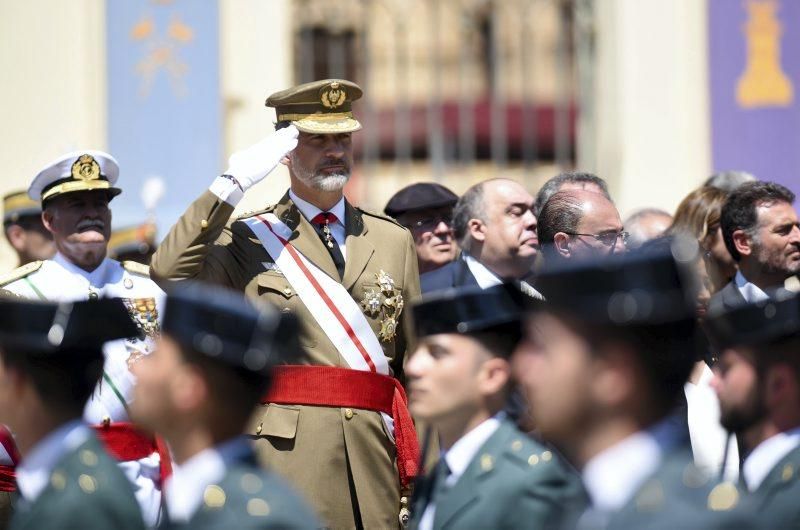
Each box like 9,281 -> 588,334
452,182 -> 487,251
1,346 -> 104,418
534,172 -> 610,216
720,181 -> 795,261
536,191 -> 584,258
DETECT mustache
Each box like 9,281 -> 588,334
317,160 -> 350,171
76,219 -> 106,231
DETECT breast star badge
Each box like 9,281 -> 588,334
361,270 -> 404,342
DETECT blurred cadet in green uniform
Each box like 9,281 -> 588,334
0,297 -> 144,530
706,290 -> 800,527
514,240 -> 754,529
2,191 -> 54,268
407,286 -> 582,529
108,222 -> 157,265
130,283 -> 320,529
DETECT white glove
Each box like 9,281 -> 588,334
210,125 -> 299,205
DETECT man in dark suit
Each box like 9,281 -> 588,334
706,290 -> 800,527
514,243 -> 753,529
709,181 -> 800,313
130,283 -> 320,529
407,286 -> 581,530
420,179 -> 542,298
0,298 -> 144,530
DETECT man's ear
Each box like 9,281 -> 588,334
468,218 -> 485,242
554,232 -> 571,257
280,155 -> 291,167
732,229 -> 753,258
41,210 -> 56,234
4,225 -> 26,253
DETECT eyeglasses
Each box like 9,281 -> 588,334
406,215 -> 453,231
565,231 -> 630,247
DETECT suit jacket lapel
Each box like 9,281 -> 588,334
434,421 -> 513,528
342,201 -> 374,291
273,193 -> 341,282
722,281 -> 745,310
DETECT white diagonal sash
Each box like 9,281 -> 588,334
244,214 -> 389,376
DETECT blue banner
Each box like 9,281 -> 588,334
106,0 -> 221,235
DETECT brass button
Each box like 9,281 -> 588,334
88,291 -> 99,300
200,219 -> 209,230
102,416 -> 111,427
344,408 -> 354,420
281,307 -> 291,313
283,287 -> 292,296
255,423 -> 262,435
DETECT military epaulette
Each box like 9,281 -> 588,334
236,204 -> 277,221
122,261 -> 151,277
0,260 -> 43,287
356,207 -> 405,229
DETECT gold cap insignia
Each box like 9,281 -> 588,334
321,82 -> 347,109
71,154 -> 101,182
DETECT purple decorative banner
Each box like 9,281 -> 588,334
709,0 -> 800,192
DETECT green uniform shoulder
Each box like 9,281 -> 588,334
356,206 -> 405,229
122,261 -> 151,277
0,260 -> 43,287
235,203 -> 278,221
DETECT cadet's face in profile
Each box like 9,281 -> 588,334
406,334 -> 491,424
130,335 -> 183,432
42,191 -> 111,268
513,312 -> 595,445
711,348 -> 763,434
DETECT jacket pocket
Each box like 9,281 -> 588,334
251,404 -> 300,439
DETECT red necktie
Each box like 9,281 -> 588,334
310,212 -> 344,279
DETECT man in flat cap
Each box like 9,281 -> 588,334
384,183 -> 459,274
407,286 -> 581,530
130,283 -> 320,529
513,242 -> 753,529
151,79 -> 421,529
0,151 -> 168,526
2,190 -> 54,269
706,291 -> 800,527
0,297 -> 145,530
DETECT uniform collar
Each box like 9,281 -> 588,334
462,253 -> 502,289
52,252 -> 115,289
165,436 -> 251,523
581,430 -> 662,512
743,427 -> 800,492
735,270 -> 770,304
442,413 -> 504,483
16,420 -> 89,503
288,189 -> 345,227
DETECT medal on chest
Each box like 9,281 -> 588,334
360,270 -> 404,342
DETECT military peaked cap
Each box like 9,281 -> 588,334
29,150 -> 122,204
705,289 -> 800,348
266,79 -> 363,134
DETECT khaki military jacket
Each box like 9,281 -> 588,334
151,190 -> 421,529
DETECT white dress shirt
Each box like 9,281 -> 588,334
582,430 -> 662,513
16,421 -> 90,503
289,189 -> 347,261
684,364 -> 740,481
743,427 -> 800,492
735,270 -> 770,304
165,437 -> 252,523
418,414 -> 504,530
463,253 -> 502,289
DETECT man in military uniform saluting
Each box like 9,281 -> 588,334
130,282 -> 320,529
0,297 -> 145,530
706,290 -> 800,527
0,151 -> 167,526
407,286 -> 582,529
151,79 -> 421,529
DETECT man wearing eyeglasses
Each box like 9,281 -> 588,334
384,183 -> 459,274
537,188 -> 627,263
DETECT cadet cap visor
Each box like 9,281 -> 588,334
0,297 -> 138,353
3,191 -> 41,224
704,290 -> 800,349
162,282 -> 301,376
534,237 -> 700,326
29,150 -> 122,203
266,79 -> 363,134
412,284 -> 531,349
384,183 -> 459,218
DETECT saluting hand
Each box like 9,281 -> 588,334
226,125 -> 299,191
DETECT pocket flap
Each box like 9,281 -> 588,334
255,404 -> 299,439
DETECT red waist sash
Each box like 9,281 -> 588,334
0,465 -> 14,493
93,422 -> 172,483
263,365 -> 419,489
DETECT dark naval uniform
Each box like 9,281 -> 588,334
12,433 -> 144,530
412,419 -> 580,530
